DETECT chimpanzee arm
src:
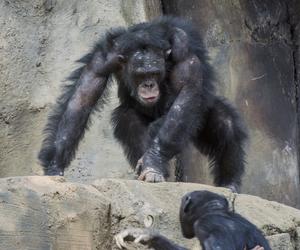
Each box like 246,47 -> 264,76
139,55 -> 204,179
115,228 -> 188,250
149,235 -> 188,250
38,47 -> 124,175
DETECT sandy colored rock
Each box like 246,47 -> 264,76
267,234 -> 293,250
0,176 -> 110,250
235,194 -> 300,234
1,176 -> 300,249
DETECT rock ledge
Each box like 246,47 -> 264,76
0,176 -> 299,249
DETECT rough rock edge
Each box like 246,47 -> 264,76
1,176 -> 300,249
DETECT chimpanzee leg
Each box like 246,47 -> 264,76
193,97 -> 248,191
111,105 -> 152,168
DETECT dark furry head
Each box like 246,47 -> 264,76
180,191 -> 229,238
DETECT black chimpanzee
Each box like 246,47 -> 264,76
38,16 -> 248,191
115,191 -> 271,250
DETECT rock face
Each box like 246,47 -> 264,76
1,176 -> 300,250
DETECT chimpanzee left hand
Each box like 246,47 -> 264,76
115,228 -> 157,249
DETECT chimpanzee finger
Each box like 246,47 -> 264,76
115,231 -> 129,249
134,234 -> 151,244
135,158 -> 143,176
144,172 -> 165,183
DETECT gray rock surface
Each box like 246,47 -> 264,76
1,176 -> 300,250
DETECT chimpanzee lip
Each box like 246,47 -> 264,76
139,94 -> 159,105
145,96 -> 156,100
143,95 -> 158,102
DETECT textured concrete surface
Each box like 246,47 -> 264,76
1,177 -> 300,249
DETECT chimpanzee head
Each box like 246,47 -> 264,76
124,46 -> 170,106
179,191 -> 229,239
109,25 -> 190,107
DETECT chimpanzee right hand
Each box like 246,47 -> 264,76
135,157 -> 165,183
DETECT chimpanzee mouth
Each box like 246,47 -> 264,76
140,94 -> 160,105
144,96 -> 158,102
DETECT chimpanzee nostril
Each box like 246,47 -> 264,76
144,82 -> 154,88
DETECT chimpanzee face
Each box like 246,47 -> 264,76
125,47 -> 167,106
180,193 -> 196,239
179,191 -> 229,239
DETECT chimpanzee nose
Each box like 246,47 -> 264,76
144,82 -> 154,88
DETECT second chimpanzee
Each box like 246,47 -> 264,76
38,16 -> 248,191
115,191 -> 271,250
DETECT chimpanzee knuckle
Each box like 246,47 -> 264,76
115,239 -> 122,249
144,172 -> 162,183
137,173 -> 146,181
145,173 -> 156,182
138,234 -> 151,243
135,161 -> 143,175
154,173 -> 165,183
134,235 -> 145,244
115,234 -> 127,249
161,175 -> 166,182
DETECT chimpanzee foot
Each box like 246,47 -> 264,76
138,167 -> 165,182
45,163 -> 64,176
222,183 -> 239,193
135,158 -> 166,183
46,169 -> 64,176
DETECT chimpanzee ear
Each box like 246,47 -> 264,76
183,196 -> 192,213
170,28 -> 189,61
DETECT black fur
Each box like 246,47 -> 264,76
179,191 -> 271,250
39,16 -> 247,188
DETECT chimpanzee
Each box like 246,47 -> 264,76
115,191 -> 271,250
38,16 -> 248,191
